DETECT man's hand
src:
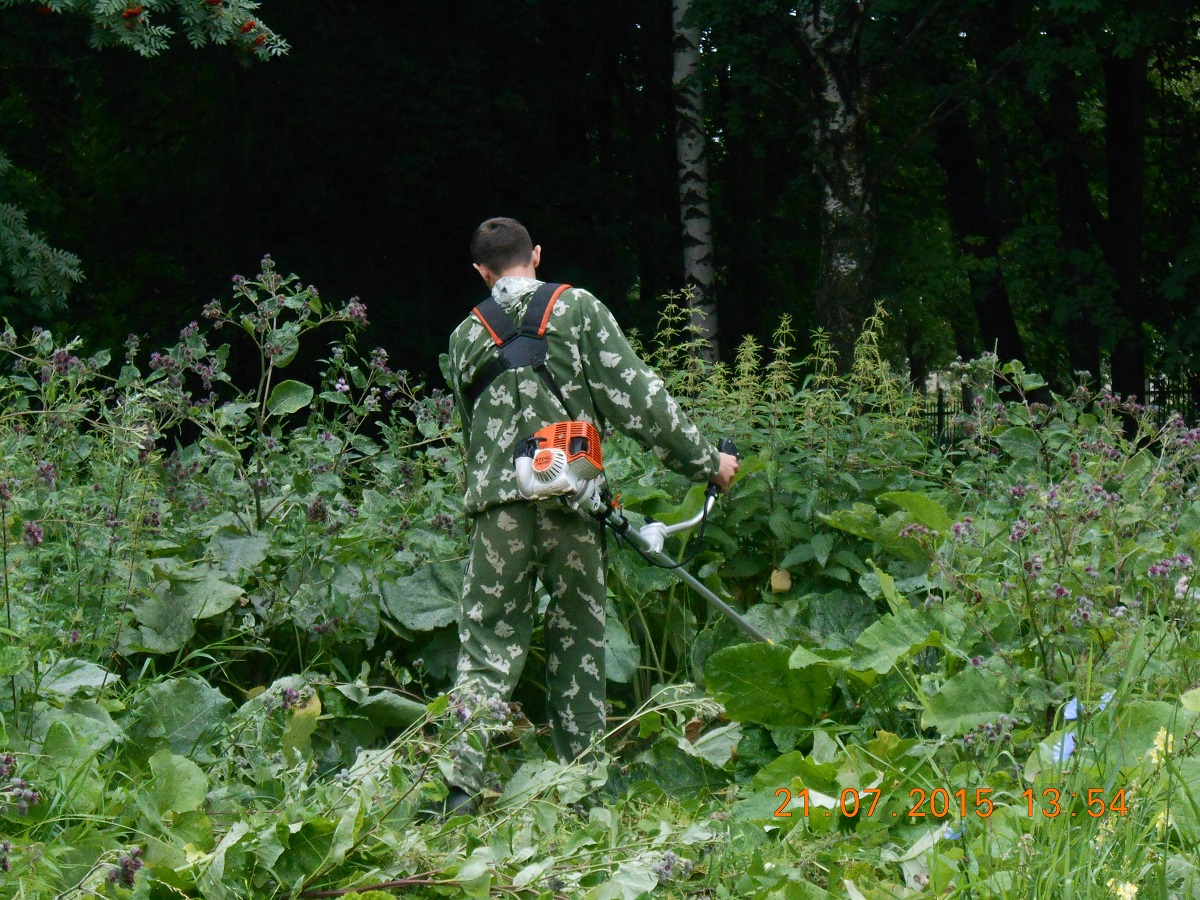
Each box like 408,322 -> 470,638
711,451 -> 739,493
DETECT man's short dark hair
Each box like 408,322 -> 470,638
471,217 -> 533,272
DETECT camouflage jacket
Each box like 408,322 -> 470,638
446,277 -> 720,516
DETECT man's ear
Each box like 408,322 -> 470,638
530,245 -> 541,271
473,262 -> 494,287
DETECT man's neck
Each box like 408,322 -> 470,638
491,274 -> 541,304
492,265 -> 536,285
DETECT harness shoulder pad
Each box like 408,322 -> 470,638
472,296 -> 519,346
520,283 -> 571,336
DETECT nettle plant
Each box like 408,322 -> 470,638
601,303 -> 934,704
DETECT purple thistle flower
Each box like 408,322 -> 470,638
345,298 -> 368,325
370,347 -> 391,373
23,522 -> 43,548
35,461 -> 55,489
1149,559 -> 1174,578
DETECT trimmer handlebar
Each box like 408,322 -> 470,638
638,495 -> 717,554
642,437 -> 738,551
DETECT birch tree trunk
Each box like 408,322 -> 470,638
791,1 -> 875,369
672,0 -> 719,362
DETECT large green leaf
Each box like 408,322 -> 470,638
37,719 -> 104,814
209,528 -> 270,578
922,666 -> 1013,736
266,380 -> 314,416
1106,700 -> 1199,768
282,692 -> 321,761
128,677 -> 234,764
733,749 -> 840,827
605,610 -> 640,684
149,749 -> 209,816
819,503 -> 881,544
586,861 -> 658,900
678,721 -> 742,768
1163,758 -> 1200,842
53,700 -> 125,752
706,643 -> 833,728
355,690 -> 427,728
329,799 -> 362,869
196,822 -> 250,900
877,491 -> 953,533
994,425 -> 1040,460
1182,688 -> 1200,713
190,571 -> 246,618
125,568 -> 244,654
788,644 -> 848,671
848,608 -> 944,674
382,560 -> 463,631
39,657 -> 116,696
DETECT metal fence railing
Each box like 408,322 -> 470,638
1148,381 -> 1200,425
917,389 -> 965,446
915,379 -> 1200,448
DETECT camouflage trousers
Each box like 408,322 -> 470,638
448,502 -> 608,792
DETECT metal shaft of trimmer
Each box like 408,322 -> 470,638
612,513 -> 772,644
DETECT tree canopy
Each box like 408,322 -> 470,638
3,0 -> 1200,398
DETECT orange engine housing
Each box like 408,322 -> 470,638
531,421 -> 603,479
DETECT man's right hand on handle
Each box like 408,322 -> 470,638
711,451 -> 739,493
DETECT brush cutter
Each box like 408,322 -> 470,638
513,426 -> 770,643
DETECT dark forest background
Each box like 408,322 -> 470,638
4,0 -> 1200,402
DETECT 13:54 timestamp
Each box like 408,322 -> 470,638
1022,787 -> 1128,818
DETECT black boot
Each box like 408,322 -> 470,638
443,788 -> 479,817
419,787 -> 479,822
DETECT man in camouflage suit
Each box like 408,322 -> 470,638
444,217 -> 737,800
